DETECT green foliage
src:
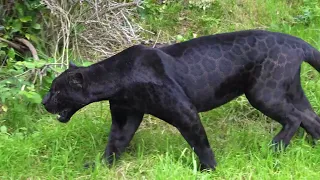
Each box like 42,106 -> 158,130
0,56 -> 58,105
138,0 -> 184,33
138,0 -> 223,40
1,1 -> 43,42
0,0 -> 51,106
0,0 -> 44,62
138,0 -> 313,40
293,0 -> 320,26
188,0 -> 216,10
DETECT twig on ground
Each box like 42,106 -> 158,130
153,30 -> 162,48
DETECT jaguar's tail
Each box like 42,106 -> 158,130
304,44 -> 320,72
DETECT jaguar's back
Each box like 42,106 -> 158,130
160,30 -> 317,112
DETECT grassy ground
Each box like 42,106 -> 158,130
1,0 -> 320,179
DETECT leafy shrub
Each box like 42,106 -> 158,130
0,0 -> 52,106
1,0 -> 145,110
293,0 -> 320,26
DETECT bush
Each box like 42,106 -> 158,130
0,0 -> 50,106
0,0 -> 144,109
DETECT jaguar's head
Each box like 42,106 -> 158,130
42,62 -> 91,123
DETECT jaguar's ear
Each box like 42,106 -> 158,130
69,61 -> 78,69
68,72 -> 84,89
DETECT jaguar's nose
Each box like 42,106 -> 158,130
42,93 -> 50,105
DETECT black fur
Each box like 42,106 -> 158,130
42,30 -> 320,170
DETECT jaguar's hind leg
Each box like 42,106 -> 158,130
293,93 -> 320,141
245,89 -> 302,148
284,69 -> 320,141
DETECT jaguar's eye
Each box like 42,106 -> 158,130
56,91 -> 60,94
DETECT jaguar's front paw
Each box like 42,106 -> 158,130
199,163 -> 216,172
199,158 -> 217,172
83,158 -> 115,170
271,140 -> 287,152
311,139 -> 320,147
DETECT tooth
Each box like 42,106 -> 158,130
57,114 -> 61,119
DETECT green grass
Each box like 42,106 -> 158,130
1,0 -> 320,179
2,102 -> 320,179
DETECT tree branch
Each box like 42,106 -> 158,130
15,38 -> 39,61
0,37 -> 26,53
